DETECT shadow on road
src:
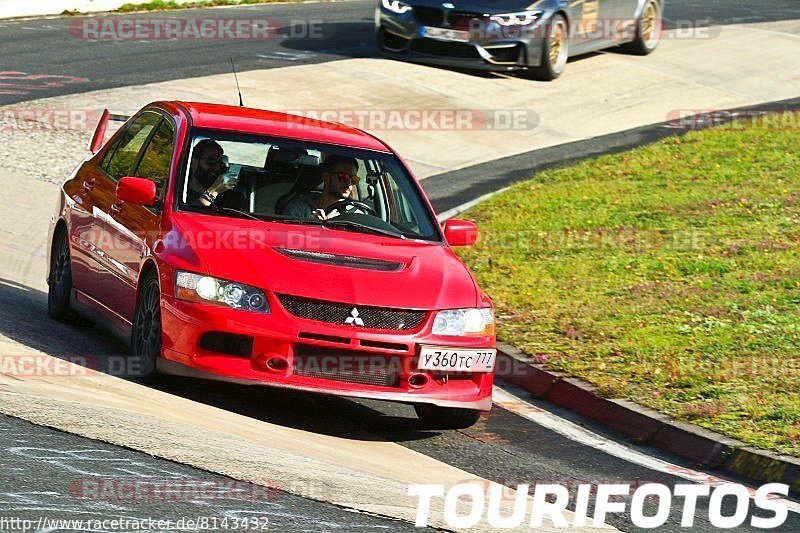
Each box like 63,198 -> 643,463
0,277 -> 437,442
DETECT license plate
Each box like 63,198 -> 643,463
418,347 -> 496,372
420,26 -> 470,42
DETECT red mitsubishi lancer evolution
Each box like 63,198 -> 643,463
47,102 -> 496,428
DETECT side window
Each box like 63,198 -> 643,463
134,119 -> 174,201
105,112 -> 161,180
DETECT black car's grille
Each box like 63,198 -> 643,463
448,10 -> 484,27
278,294 -> 427,331
411,39 -> 480,59
413,6 -> 444,26
293,345 -> 403,387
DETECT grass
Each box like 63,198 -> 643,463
114,0 -> 299,13
457,112 -> 800,456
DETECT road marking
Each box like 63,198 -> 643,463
256,52 -> 317,62
492,385 -> 800,514
437,187 -> 510,222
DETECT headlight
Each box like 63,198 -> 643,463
175,271 -> 269,313
382,0 -> 412,15
432,308 -> 495,337
489,10 -> 543,26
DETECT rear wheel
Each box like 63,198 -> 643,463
131,271 -> 162,382
528,14 -> 569,81
414,404 -> 483,429
620,0 -> 662,55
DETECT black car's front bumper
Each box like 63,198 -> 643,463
375,7 -> 546,71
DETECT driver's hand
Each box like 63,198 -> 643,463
210,172 -> 237,194
312,209 -> 327,221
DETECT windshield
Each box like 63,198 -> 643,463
176,129 -> 441,241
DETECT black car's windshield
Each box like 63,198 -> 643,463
176,129 -> 441,241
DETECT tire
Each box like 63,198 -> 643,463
131,271 -> 162,382
47,229 -> 91,325
528,14 -> 569,81
620,0 -> 662,55
414,404 -> 483,430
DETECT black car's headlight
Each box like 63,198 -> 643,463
175,271 -> 269,313
489,10 -> 543,26
382,0 -> 413,15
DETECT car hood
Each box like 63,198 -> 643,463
409,0 -> 543,15
171,213 -> 480,310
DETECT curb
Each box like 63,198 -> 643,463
494,342 -> 800,496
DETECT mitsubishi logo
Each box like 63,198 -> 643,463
345,307 -> 365,327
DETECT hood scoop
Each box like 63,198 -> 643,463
275,248 -> 404,272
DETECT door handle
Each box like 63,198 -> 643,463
110,202 -> 124,215
82,179 -> 95,192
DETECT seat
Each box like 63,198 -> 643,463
275,166 -> 324,215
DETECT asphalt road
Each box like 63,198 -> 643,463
0,0 -> 798,105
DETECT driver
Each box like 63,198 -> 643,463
283,155 -> 360,220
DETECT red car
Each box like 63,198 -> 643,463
47,102 -> 496,428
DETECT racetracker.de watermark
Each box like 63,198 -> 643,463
68,17 -> 326,41
666,109 -> 800,130
69,478 -> 280,502
281,109 -> 539,131
454,17 -> 719,41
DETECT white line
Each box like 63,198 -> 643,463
436,186 -> 510,222
492,385 -> 800,514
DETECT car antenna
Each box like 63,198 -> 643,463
230,58 -> 244,107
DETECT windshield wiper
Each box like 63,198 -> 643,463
323,220 -> 406,239
211,205 -> 261,221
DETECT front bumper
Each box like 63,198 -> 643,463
159,294 -> 495,410
376,8 -> 545,70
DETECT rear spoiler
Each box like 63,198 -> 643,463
89,109 -> 131,154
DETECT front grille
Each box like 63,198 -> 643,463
413,6 -> 444,26
411,39 -> 480,59
448,10 -> 483,27
293,345 -> 403,387
278,294 -> 426,331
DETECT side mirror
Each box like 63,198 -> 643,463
116,177 -> 156,207
443,219 -> 478,247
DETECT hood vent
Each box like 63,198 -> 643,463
275,248 -> 403,272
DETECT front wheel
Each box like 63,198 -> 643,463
620,0 -> 662,55
48,229 -> 91,325
415,404 -> 483,429
131,272 -> 162,382
528,15 -> 569,81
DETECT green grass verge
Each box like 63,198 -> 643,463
457,112 -> 800,456
115,0 -> 297,13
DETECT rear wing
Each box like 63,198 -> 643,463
89,109 -> 131,154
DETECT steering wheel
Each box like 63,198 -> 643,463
324,199 -> 378,218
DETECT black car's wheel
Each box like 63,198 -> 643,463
528,14 -> 569,81
620,0 -> 662,55
131,271 -> 162,381
47,229 -> 91,325
414,404 -> 483,430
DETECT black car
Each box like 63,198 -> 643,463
375,0 -> 663,80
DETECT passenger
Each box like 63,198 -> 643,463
186,139 -> 244,209
283,155 -> 360,220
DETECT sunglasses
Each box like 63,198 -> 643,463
329,172 -> 360,185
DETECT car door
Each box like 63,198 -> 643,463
89,111 -> 162,320
566,0 -> 610,55
102,116 -> 175,322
